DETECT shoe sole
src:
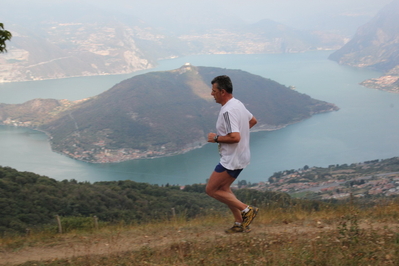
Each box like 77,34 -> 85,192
243,227 -> 252,233
225,228 -> 252,234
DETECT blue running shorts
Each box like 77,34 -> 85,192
214,163 -> 243,178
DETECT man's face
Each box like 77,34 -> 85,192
211,83 -> 222,104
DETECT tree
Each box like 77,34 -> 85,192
0,23 -> 12,53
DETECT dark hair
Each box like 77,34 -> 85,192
211,75 -> 233,94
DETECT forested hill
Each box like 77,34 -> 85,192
0,65 -> 338,163
0,165 -> 292,235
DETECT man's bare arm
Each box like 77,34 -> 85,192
208,132 -> 241,143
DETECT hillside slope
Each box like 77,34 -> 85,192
329,0 -> 399,93
329,0 -> 399,71
1,204 -> 399,265
0,3 -> 186,83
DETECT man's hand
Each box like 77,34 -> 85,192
208,132 -> 218,143
249,116 -> 257,129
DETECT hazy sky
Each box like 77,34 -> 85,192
1,0 -> 394,33
90,0 -> 393,25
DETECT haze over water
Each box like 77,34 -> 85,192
1,51 -> 398,185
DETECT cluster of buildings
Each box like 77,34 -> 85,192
2,118 -> 32,127
239,165 -> 399,200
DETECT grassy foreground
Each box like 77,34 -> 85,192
1,198 -> 399,265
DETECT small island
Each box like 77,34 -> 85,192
0,65 -> 338,163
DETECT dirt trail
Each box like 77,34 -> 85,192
1,220 -> 396,265
0,221 -> 332,265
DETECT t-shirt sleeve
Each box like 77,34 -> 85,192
222,110 -> 240,133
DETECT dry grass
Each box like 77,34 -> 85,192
1,200 -> 399,265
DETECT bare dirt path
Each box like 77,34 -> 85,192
1,220 -> 397,265
0,221 -> 332,265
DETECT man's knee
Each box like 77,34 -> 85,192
205,185 -> 215,197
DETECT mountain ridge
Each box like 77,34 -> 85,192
329,0 -> 399,93
329,0 -> 399,70
0,2 -> 348,83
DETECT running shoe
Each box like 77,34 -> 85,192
241,206 -> 259,228
225,225 -> 244,234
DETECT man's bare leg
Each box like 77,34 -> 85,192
206,170 -> 247,223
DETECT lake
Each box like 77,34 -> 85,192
1,51 -> 398,185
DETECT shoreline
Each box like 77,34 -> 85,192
0,105 -> 339,164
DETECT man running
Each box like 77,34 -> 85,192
206,75 -> 259,233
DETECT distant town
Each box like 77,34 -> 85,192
235,157 -> 399,200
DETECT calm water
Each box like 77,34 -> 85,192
1,51 -> 398,185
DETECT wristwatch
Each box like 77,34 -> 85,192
214,135 -> 219,143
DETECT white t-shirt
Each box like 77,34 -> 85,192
216,97 -> 253,170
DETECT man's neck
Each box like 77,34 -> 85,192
220,95 -> 233,106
